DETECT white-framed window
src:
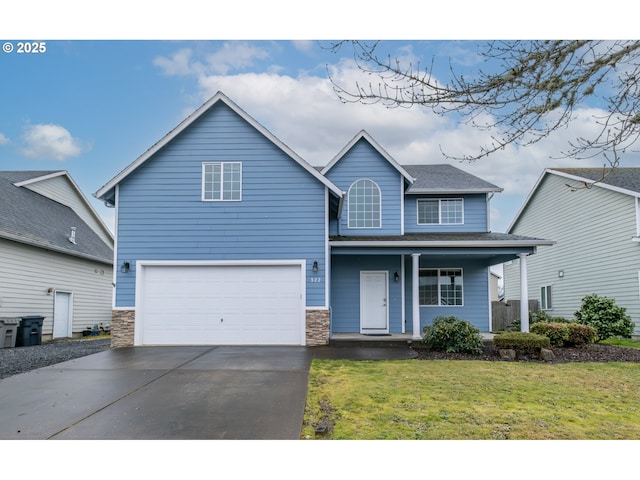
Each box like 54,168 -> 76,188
348,179 -> 381,228
202,162 -> 242,201
419,268 -> 464,306
540,285 -> 552,310
417,198 -> 464,225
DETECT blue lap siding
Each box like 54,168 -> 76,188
114,102 -> 327,308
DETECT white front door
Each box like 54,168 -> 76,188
53,291 -> 72,338
360,271 -> 389,333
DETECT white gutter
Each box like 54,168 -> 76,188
329,239 -> 555,248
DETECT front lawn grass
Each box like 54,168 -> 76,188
601,338 -> 640,349
302,360 -> 640,439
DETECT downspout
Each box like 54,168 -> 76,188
486,192 -> 494,232
336,192 -> 346,236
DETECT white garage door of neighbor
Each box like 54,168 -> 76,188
138,264 -> 305,346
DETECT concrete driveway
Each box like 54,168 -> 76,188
0,346 -> 312,440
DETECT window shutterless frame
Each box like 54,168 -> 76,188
202,162 -> 242,201
417,198 -> 464,225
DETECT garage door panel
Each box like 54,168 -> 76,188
138,264 -> 304,346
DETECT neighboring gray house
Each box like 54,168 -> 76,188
0,171 -> 114,340
504,167 -> 640,336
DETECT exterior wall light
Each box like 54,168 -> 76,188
121,261 -> 130,273
394,272 -> 400,283
312,260 -> 319,273
558,270 -> 564,278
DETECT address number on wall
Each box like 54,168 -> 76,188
309,277 -> 323,283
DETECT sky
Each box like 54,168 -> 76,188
2,4 -> 637,244
0,2 -> 635,473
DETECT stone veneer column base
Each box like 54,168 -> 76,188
111,308 -> 329,347
111,310 -> 135,348
306,308 -> 330,346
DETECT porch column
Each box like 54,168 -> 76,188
519,253 -> 529,332
412,253 -> 421,340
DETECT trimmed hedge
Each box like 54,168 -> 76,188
531,321 -> 597,347
493,332 -> 550,354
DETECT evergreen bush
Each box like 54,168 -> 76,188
574,294 -> 634,341
493,332 -> 550,354
422,315 -> 484,355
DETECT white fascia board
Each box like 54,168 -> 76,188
548,169 -> 640,198
321,130 -> 415,184
95,91 -> 343,200
407,187 -> 504,194
506,169 -> 549,233
15,170 -> 114,243
13,170 -> 67,186
0,231 -> 113,265
329,239 -> 556,248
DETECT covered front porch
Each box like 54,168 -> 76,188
328,233 -> 553,338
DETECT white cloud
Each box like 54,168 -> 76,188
0,133 -> 9,145
154,42 -> 271,77
156,44 -> 640,232
21,123 -> 86,161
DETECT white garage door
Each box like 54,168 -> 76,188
137,263 -> 305,346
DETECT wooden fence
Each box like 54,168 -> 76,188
491,300 -> 539,331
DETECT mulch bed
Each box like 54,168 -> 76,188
411,342 -> 640,363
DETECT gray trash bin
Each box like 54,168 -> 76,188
0,318 -> 19,348
16,316 -> 44,347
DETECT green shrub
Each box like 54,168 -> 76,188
531,322 -> 568,347
493,332 -> 550,354
574,294 -> 634,341
422,315 -> 484,355
530,321 -> 598,347
508,311 -> 570,332
565,323 -> 598,346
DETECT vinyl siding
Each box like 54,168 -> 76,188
504,172 -> 640,334
22,175 -> 114,247
330,255 -> 404,333
325,139 -> 402,236
407,257 -> 491,332
115,102 -> 327,308
404,193 -> 488,233
0,238 -> 113,336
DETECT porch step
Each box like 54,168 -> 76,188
328,334 -> 416,348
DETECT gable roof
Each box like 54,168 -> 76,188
321,130 -> 415,183
507,167 -> 640,233
551,167 -> 640,196
402,164 -> 503,194
0,171 -> 113,264
95,91 -> 343,205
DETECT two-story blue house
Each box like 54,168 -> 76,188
96,92 -> 551,347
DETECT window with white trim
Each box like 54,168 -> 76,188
417,198 -> 463,225
348,179 -> 381,228
540,285 -> 552,310
419,268 -> 464,306
202,162 -> 242,201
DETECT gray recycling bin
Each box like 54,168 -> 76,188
16,316 -> 44,347
0,317 -> 19,348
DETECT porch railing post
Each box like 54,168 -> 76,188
412,253 -> 421,340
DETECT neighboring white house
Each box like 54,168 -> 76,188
503,167 -> 640,337
0,171 -> 114,341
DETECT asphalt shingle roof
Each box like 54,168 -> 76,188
552,167 -> 640,194
0,171 -> 113,263
402,164 -> 503,193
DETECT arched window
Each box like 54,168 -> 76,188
348,179 -> 381,228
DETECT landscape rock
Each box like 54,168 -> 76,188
499,348 -> 516,361
539,348 -> 556,362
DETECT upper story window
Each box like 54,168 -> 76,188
202,162 -> 242,201
348,179 -> 381,228
417,198 -> 463,225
